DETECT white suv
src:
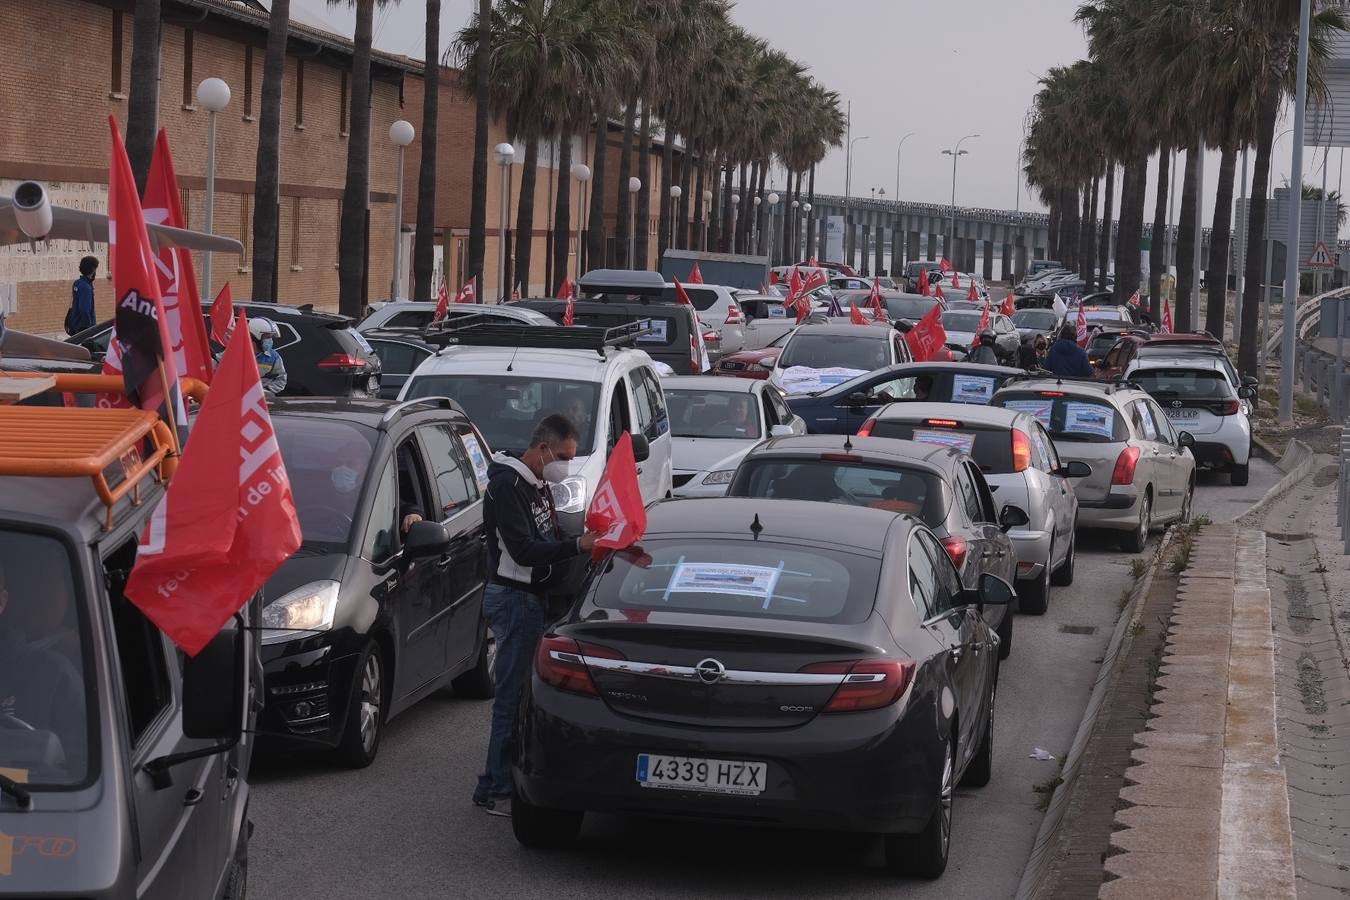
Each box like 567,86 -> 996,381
399,325 -> 674,525
1125,355 -> 1254,485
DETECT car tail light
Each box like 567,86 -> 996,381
725,304 -> 743,324
1040,390 -> 1065,397
535,635 -> 625,696
1210,399 -> 1240,415
1111,446 -> 1141,485
941,535 -> 969,569
857,417 -> 878,437
925,418 -> 960,428
1012,429 -> 1032,472
703,329 -> 720,343
317,353 -> 369,370
690,333 -> 700,373
800,659 -> 917,712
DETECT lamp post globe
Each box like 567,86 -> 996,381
670,185 -> 682,198
388,119 -> 415,147
196,77 -> 231,112
570,163 -> 591,183
493,142 -> 516,166
628,177 -> 642,193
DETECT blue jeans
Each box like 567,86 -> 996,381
475,582 -> 546,803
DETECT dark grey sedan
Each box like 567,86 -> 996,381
511,498 -> 1013,879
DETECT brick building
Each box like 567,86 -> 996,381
0,0 -> 416,334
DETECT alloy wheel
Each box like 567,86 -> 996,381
938,741 -> 954,856
359,652 -> 382,754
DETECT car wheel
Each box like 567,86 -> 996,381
1230,462 -> 1249,487
1121,494 -> 1151,553
335,640 -> 386,769
452,629 -> 497,699
961,670 -> 996,788
221,824 -> 248,900
996,611 -> 1013,660
1051,529 -> 1075,586
1178,481 -> 1194,524
885,736 -> 954,878
1018,541 -> 1051,616
512,786 -> 584,849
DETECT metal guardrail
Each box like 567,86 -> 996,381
1338,427 -> 1350,554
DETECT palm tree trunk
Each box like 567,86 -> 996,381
1098,165 -> 1115,293
1113,157 -> 1145,304
779,170 -> 794,265
588,114 -> 608,266
755,163 -> 768,255
1079,181 -> 1095,283
720,163 -> 734,253
658,127 -> 674,260
693,153 -> 707,251
337,0 -> 375,318
125,0 -> 161,192
552,135 -> 573,293
467,0 -> 491,290
1065,186 -> 1082,274
412,0 -> 440,301
513,138 -> 539,295
616,98 -> 637,266
806,164 -> 818,258
635,103 -> 653,270
1047,201 -> 1061,260
677,147 -> 693,249
1175,145 -> 1200,332
1205,144 -> 1238,339
740,162 -> 758,252
1239,84 -> 1280,376
1148,150 -> 1170,322
251,0 -> 288,301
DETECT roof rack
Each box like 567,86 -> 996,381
424,320 -> 654,356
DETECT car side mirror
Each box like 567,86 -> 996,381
769,424 -> 794,438
1059,460 -> 1092,478
404,520 -> 451,559
630,432 -> 652,463
1238,386 -> 1257,400
1242,375 -> 1259,387
182,625 -> 244,741
999,504 -> 1030,532
1177,430 -> 1195,449
978,573 -> 1015,610
845,391 -> 870,407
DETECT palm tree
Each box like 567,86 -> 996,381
467,0 -> 492,294
412,0 -> 441,301
125,0 -> 162,191
251,0 -> 290,301
331,0 -> 400,318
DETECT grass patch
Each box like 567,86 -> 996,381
1296,395 -> 1325,418
1191,514 -> 1212,528
1144,652 -> 1164,707
1168,531 -> 1195,574
1033,776 -> 1064,811
1129,557 -> 1150,579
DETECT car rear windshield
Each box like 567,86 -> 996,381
778,332 -> 890,371
1012,309 -> 1059,330
572,309 -> 682,347
593,539 -> 880,624
407,374 -> 601,453
1085,309 -> 1128,324
0,530 -> 90,788
1130,369 -> 1232,401
273,417 -> 379,547
942,311 -> 984,332
730,460 -> 944,526
995,392 -> 1128,443
886,297 -> 941,321
665,390 -> 762,439
868,419 -> 1016,473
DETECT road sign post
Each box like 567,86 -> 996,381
1308,240 -> 1335,270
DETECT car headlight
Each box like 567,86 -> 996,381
755,358 -> 777,371
702,469 -> 735,485
550,475 -> 587,514
261,581 -> 341,645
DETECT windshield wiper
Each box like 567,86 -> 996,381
0,772 -> 32,808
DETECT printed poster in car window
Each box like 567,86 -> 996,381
911,428 -> 976,455
951,374 -> 996,405
665,562 -> 786,609
636,318 -> 669,343
461,433 -> 491,490
1063,401 -> 1114,438
1001,399 -> 1053,427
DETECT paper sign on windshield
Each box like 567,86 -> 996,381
912,429 -> 976,454
665,562 -> 787,608
769,305 -> 787,318
636,319 -> 669,343
951,374 -> 996,405
1063,401 -> 1114,438
461,433 -> 490,490
779,366 -> 867,395
1002,399 -> 1053,426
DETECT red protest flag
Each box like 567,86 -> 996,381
968,281 -> 980,303
558,278 -> 575,300
952,271 -> 961,289
210,283 -> 236,347
688,262 -> 705,284
512,283 -> 522,300
801,268 -> 828,294
673,277 -> 694,306
868,277 -> 888,321
106,116 -> 184,443
808,256 -> 818,267
144,129 -> 214,385
124,307 -> 302,656
934,284 -> 946,301
905,303 -> 948,362
939,257 -> 952,273
454,278 -> 477,304
1161,297 -> 1173,334
917,267 -> 930,295
769,269 -> 780,285
1000,290 -> 1016,317
1076,302 -> 1090,346
1127,289 -> 1141,309
850,302 -> 869,325
434,277 -> 451,321
971,304 -> 991,348
585,432 -> 647,552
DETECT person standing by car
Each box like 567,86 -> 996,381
66,256 -> 98,335
1044,324 -> 1093,377
968,328 -> 1001,366
474,414 -> 598,817
248,317 -> 287,395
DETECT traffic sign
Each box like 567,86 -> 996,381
1308,240 -> 1336,269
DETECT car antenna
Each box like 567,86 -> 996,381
750,513 -> 763,538
843,433 -> 853,452
506,343 -> 519,373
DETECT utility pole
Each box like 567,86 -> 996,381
1281,0 -> 1312,423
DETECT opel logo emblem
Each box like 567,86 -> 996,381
696,658 -> 727,685
1170,400 -> 1182,408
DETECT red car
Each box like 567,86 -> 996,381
713,338 -> 786,379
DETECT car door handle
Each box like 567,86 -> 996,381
183,788 -> 203,807
436,554 -> 455,569
950,645 -> 964,663
636,466 -> 644,475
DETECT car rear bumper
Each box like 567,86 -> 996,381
1190,439 -> 1248,468
515,683 -> 945,834
1009,528 -> 1052,578
258,641 -> 360,751
1077,487 -> 1143,529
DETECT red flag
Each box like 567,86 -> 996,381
454,279 -> 477,304
1161,297 -> 1173,334
801,268 -> 828,294
1000,290 -> 1016,317
968,281 -> 980,303
434,278 -> 451,321
585,432 -> 647,552
934,284 -> 946,301
673,277 -> 694,306
868,277 -> 888,320
905,303 -> 948,362
850,303 -> 869,325
210,283 -> 235,347
783,269 -> 812,324
939,257 -> 952,273
769,269 -> 780,285
124,310 -> 302,656
917,268 -> 930,295
1076,302 -> 1089,346
105,117 -> 184,439
143,129 -> 214,384
1127,289 -> 1141,309
972,304 -> 991,348
952,271 -> 961,289
559,278 -> 576,326
512,283 -> 522,300
688,263 -> 705,284
808,256 -> 819,267
558,278 -> 575,300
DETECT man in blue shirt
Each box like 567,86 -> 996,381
1043,324 -> 1093,377
68,256 -> 98,334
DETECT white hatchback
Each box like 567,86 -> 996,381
1125,356 -> 1255,485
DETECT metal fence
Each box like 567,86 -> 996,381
1339,427 -> 1350,554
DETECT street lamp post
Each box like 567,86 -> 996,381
570,162 -> 591,283
766,192 -> 780,267
802,202 -> 813,261
669,185 -> 683,256
790,199 -> 800,261
845,134 -> 871,265
1281,0 -> 1312,422
942,134 -> 980,264
752,195 -> 762,256
702,189 -> 714,252
493,142 -> 515,300
731,193 -> 741,254
387,119 -> 415,301
895,132 -> 915,202
629,177 -> 643,268
195,77 -> 231,298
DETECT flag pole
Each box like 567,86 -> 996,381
157,357 -> 182,455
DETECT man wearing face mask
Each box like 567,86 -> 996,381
474,414 -> 599,817
248,317 -> 287,395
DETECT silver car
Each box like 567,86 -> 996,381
679,283 -> 747,356
860,402 -> 1087,614
992,378 -> 1196,551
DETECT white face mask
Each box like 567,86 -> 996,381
541,446 -> 570,484
332,466 -> 359,493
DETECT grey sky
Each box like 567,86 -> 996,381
287,0 -> 1343,237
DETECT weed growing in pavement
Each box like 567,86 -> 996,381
1191,515 -> 1212,528
1118,588 -> 1133,612
1296,395 -> 1325,418
1168,532 -> 1195,574
1130,620 -> 1145,636
1129,558 -> 1150,579
1271,565 -> 1287,575
1144,653 -> 1163,707
1033,776 -> 1064,811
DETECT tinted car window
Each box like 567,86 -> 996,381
1130,369 -> 1233,400
868,420 -> 1016,474
418,424 -> 476,514
407,375 -> 601,454
666,389 -> 762,439
273,416 -> 378,547
942,311 -> 985,333
386,310 -> 435,329
596,540 -> 878,624
1012,309 -> 1059,330
368,340 -> 426,376
361,458 -> 399,562
778,333 -> 890,371
994,392 -> 1130,443
730,459 -> 943,525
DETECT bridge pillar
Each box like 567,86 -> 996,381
927,231 -> 937,262
846,221 -> 857,270
983,239 -> 995,282
860,224 -> 870,276
1001,242 -> 1013,284
908,230 -> 920,267
876,224 -> 886,276
891,226 -> 903,275
1016,236 -> 1029,283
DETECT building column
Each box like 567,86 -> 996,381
908,231 -> 921,267
891,226 -> 903,275
875,224 -> 886,276
1001,242 -> 1013,284
927,231 -> 938,261
982,239 -> 995,282
860,224 -> 871,276
846,220 -> 856,269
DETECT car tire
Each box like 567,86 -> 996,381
885,736 -> 954,879
221,823 -> 248,900
512,787 -> 584,850
452,629 -> 496,699
335,640 -> 386,769
996,611 -> 1013,660
961,670 -> 996,789
1051,530 -> 1075,586
1018,541 -> 1051,616
1121,494 -> 1151,553
1230,462 -> 1249,487
1178,481 -> 1194,524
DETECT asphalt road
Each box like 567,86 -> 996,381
249,459 -> 1278,900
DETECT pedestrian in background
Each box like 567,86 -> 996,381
474,414 -> 598,817
1043,324 -> 1092,377
66,256 -> 98,335
248,317 -> 287,395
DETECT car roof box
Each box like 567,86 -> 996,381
578,269 -> 668,297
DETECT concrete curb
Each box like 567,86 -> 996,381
1240,439 -> 1315,526
1015,527 -> 1177,900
